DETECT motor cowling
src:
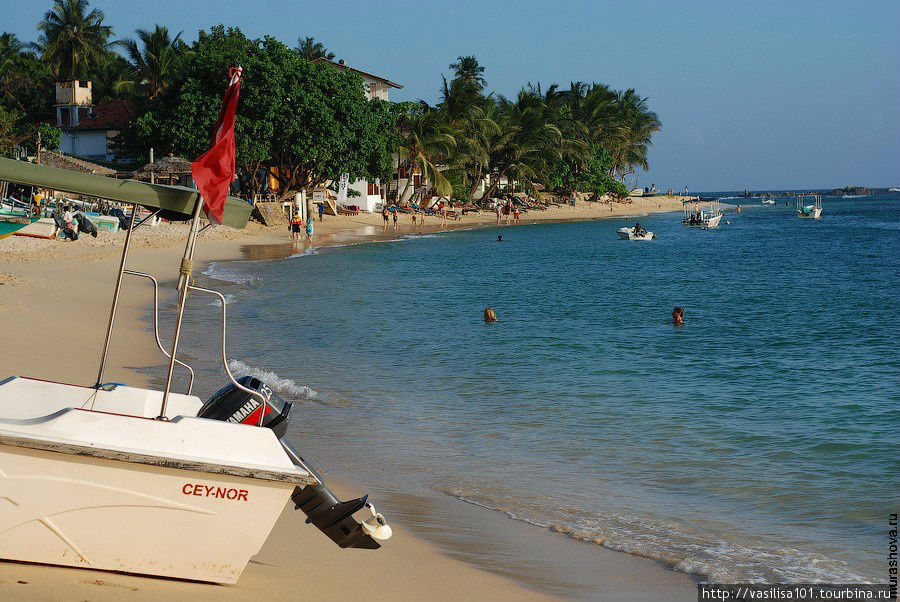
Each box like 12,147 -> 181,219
197,376 -> 291,439
199,376 -> 391,550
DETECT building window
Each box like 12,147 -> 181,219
367,182 -> 380,196
413,174 -> 422,187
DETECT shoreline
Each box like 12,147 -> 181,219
0,196 -> 698,600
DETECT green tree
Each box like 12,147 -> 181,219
115,26 -> 186,99
0,33 -> 53,119
36,0 -> 115,80
0,106 -> 25,157
296,36 -> 334,61
121,26 -> 394,199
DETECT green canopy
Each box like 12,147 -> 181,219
0,157 -> 251,229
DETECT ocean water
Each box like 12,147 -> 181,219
187,195 -> 898,585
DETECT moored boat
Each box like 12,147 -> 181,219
617,226 -> 655,240
796,194 -> 822,219
682,199 -> 723,229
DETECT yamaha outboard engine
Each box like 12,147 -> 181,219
198,376 -> 390,550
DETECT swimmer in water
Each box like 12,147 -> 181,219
484,307 -> 498,323
497,235 -> 503,242
672,306 -> 685,325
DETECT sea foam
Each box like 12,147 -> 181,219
227,359 -> 318,399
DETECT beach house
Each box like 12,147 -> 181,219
313,58 -> 403,212
54,81 -> 133,161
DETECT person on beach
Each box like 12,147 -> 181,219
318,202 -> 325,222
672,306 -> 685,325
411,211 -> 417,227
382,207 -> 389,230
392,206 -> 399,229
290,210 -> 302,240
513,206 -> 520,224
503,202 -> 511,225
305,216 -> 314,242
483,307 -> 498,323
63,204 -> 74,231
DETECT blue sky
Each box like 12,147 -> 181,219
5,0 -> 898,191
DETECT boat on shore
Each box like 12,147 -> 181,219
0,157 -> 392,583
0,206 -> 38,239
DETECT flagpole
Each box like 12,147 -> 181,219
158,195 -> 205,419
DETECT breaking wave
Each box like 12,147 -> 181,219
227,359 -> 318,399
202,261 -> 259,284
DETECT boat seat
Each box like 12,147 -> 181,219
0,376 -> 202,421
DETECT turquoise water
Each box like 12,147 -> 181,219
194,195 -> 899,584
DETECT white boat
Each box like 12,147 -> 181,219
761,198 -> 775,205
682,199 -> 723,229
617,226 -> 655,240
796,194 -> 822,219
0,158 -> 392,584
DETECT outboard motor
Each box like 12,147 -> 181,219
198,376 -> 391,550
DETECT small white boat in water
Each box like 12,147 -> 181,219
0,155 -> 392,583
617,226 -> 655,240
761,198 -> 775,205
682,199 -> 723,229
796,194 -> 822,219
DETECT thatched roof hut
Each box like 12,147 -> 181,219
132,154 -> 193,186
38,150 -> 116,176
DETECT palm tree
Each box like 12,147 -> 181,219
449,55 -> 486,92
296,37 -> 334,61
0,33 -> 25,64
397,110 -> 456,201
115,26 -> 185,99
36,0 -> 114,80
608,89 -> 661,182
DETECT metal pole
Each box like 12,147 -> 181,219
149,148 -> 154,185
94,203 -> 138,388
158,197 -> 205,419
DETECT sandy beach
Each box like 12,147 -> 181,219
0,195 -> 699,600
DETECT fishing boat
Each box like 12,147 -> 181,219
0,158 -> 392,584
681,199 -> 723,229
617,226 -> 655,240
0,207 -> 38,239
796,194 -> 822,219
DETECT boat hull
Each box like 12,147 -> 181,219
797,207 -> 822,219
617,227 -> 654,240
0,215 -> 37,239
0,442 -> 294,584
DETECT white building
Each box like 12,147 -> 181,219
54,81 -> 133,161
313,58 -> 403,212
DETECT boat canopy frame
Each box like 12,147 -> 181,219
0,158 -> 251,229
0,157 -> 264,422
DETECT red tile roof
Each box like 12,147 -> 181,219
65,100 -> 134,131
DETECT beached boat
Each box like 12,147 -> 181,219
796,194 -> 822,219
0,157 -> 392,584
0,207 -> 38,239
13,216 -> 58,239
682,199 -> 723,229
617,226 -> 655,240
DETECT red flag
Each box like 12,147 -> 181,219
191,67 -> 242,224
